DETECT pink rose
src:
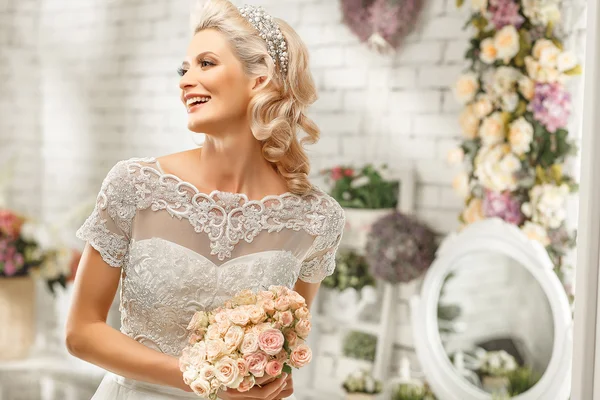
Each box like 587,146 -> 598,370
244,352 -> 269,377
289,343 -> 312,368
237,358 -> 249,376
274,296 -> 291,312
215,356 -> 240,388
224,325 -> 245,354
275,349 -> 288,362
188,332 -> 205,344
258,290 -> 275,300
190,378 -> 211,397
237,375 -> 256,392
258,329 -> 285,356
261,299 -> 275,315
240,332 -> 260,355
279,311 -> 294,327
294,306 -> 310,320
249,305 -> 267,325
228,308 -> 250,326
295,319 -> 311,338
265,359 -> 284,377
289,292 -> 306,310
206,339 -> 225,361
214,310 -> 229,324
284,330 -> 298,347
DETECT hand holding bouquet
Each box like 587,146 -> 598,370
179,286 -> 313,399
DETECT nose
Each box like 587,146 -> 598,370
179,70 -> 198,92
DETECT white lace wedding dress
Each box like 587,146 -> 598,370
75,157 -> 345,400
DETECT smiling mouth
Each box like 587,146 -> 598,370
186,96 -> 211,112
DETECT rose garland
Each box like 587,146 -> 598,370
450,0 -> 582,300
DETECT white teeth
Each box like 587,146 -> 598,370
186,96 -> 211,106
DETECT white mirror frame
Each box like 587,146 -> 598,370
411,218 -> 572,400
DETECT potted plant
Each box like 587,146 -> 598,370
391,382 -> 437,400
0,209 -> 74,360
322,164 -> 399,248
478,350 -> 519,395
321,249 -> 378,320
342,369 -> 383,400
343,330 -> 378,363
507,366 -> 540,396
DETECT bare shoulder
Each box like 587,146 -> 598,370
155,149 -> 200,172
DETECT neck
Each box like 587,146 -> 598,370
195,124 -> 285,196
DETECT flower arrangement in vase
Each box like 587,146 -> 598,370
342,369 -> 383,400
451,0 -> 581,301
322,164 -> 400,249
365,211 -> 437,284
391,382 -> 437,400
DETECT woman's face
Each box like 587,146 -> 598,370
179,29 -> 256,134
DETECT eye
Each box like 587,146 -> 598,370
177,67 -> 187,77
200,60 -> 215,68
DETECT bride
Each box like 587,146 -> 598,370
65,1 -> 345,399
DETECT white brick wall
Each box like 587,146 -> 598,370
0,0 -> 588,392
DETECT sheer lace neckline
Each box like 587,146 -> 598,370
151,157 -> 300,204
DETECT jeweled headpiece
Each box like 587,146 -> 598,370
238,5 -> 288,75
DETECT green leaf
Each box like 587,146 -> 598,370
564,65 -> 582,76
515,100 -> 528,118
282,364 -> 293,375
550,37 -> 564,51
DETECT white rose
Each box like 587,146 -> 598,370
224,325 -> 245,354
480,38 -> 498,64
521,222 -> 551,246
452,173 -> 470,199
557,51 -> 578,72
206,339 -> 225,362
539,46 -> 561,68
501,92 -> 519,112
183,368 -> 199,385
190,378 -> 212,398
493,67 -> 521,95
475,144 -> 519,192
494,26 -> 520,63
508,117 -> 534,155
532,39 -> 558,60
479,112 -> 506,146
518,76 -> 535,100
447,147 -> 464,165
454,73 -> 479,104
472,95 -> 494,118
214,356 -> 240,388
525,56 -> 541,80
498,152 -> 521,174
459,105 -> 480,139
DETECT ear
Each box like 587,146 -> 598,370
251,75 -> 267,91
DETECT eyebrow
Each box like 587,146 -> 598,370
181,51 -> 218,68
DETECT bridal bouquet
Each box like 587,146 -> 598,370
179,286 -> 313,399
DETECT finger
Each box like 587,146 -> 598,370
275,385 -> 294,399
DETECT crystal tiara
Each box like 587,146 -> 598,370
238,4 -> 289,75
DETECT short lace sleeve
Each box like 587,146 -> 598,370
299,193 -> 345,283
75,160 -> 137,268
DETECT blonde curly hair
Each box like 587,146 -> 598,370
191,0 -> 320,195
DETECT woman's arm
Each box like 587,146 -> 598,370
293,280 -> 320,310
65,243 -> 191,392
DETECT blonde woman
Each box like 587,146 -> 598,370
66,1 -> 344,399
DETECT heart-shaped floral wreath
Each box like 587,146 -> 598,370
341,0 -> 424,52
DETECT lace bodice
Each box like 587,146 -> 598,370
76,157 -> 345,356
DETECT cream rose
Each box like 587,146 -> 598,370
295,319 -> 312,338
248,305 -> 267,325
206,324 -> 221,340
479,112 -> 506,146
452,172 -> 470,199
294,306 -> 310,320
473,96 -> 494,118
539,46 -> 561,69
240,331 -> 260,355
199,364 -> 216,381
454,73 -> 479,104
224,325 -> 245,354
206,338 -> 225,362
258,290 -> 275,300
459,105 -> 480,139
215,356 -> 241,388
190,378 -> 212,398
228,308 -> 250,326
480,38 -> 498,64
447,147 -> 464,166
234,289 -> 257,306
494,26 -> 520,63
470,0 -> 487,12
237,358 -> 249,377
278,311 -> 294,327
509,117 -> 534,155
258,329 -> 285,356
284,329 -> 299,347
274,296 -> 291,312
261,299 -> 276,315
518,76 -> 535,100
237,375 -> 256,392
521,221 -> 551,246
187,311 -> 210,331
183,368 -> 199,385
501,92 -> 519,112
289,344 -> 312,368
265,360 -> 284,377
189,342 -> 207,365
462,198 -> 484,225
557,51 -> 577,72
244,351 -> 269,377
288,291 -> 306,310
532,39 -> 557,60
